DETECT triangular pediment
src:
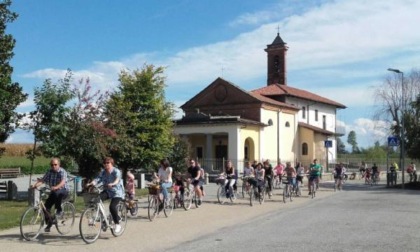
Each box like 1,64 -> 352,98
181,77 -> 261,110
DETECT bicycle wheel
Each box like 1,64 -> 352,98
229,186 -> 236,203
56,201 -> 75,235
282,184 -> 287,203
148,197 -> 159,221
259,187 -> 265,204
79,206 -> 102,244
296,183 -> 302,197
129,200 -> 139,217
111,202 -> 127,237
311,183 -> 316,199
20,206 -> 44,241
183,190 -> 192,210
289,185 -> 293,202
217,186 -> 227,204
241,181 -> 246,198
249,186 -> 254,206
164,193 -> 174,217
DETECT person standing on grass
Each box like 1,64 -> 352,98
31,157 -> 69,232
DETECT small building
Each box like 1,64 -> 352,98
174,33 -> 346,173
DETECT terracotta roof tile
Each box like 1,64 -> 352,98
251,84 -> 346,109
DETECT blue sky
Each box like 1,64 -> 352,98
6,0 -> 420,149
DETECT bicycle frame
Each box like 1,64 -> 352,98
79,185 -> 127,244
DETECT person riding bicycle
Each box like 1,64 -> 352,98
284,162 -> 297,194
187,159 -> 203,206
156,159 -> 173,207
274,159 -> 285,184
295,162 -> 305,186
334,163 -> 344,189
371,163 -> 379,180
224,160 -> 236,198
86,157 -> 124,233
307,159 -> 322,195
254,162 -> 265,196
263,160 -> 274,196
243,161 -> 256,187
31,157 -> 69,232
360,161 -> 367,179
173,172 -> 185,199
125,171 -> 136,214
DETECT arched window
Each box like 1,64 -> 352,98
285,121 -> 290,127
302,143 -> 308,155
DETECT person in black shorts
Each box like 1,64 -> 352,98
187,159 -> 203,206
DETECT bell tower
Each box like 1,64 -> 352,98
265,32 -> 288,85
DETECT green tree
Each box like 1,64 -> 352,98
374,69 -> 420,155
336,137 -> 347,154
168,135 -> 191,174
347,130 -> 360,154
29,71 -> 114,178
105,65 -> 175,173
0,0 -> 27,148
405,94 -> 420,160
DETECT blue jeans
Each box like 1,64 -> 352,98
287,177 -> 296,188
160,182 -> 173,201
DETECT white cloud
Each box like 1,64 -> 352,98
15,0 -> 419,148
341,117 -> 391,147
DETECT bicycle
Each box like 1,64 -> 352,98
371,172 -> 379,186
253,180 -> 266,205
334,175 -> 343,192
125,192 -> 139,217
173,181 -> 193,210
79,185 -> 128,244
308,175 -> 317,199
272,175 -> 282,190
240,176 -> 255,206
216,176 -> 238,204
20,186 -> 76,241
147,183 -> 174,221
240,176 -> 253,198
282,177 -> 294,203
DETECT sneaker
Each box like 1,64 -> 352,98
269,192 -> 272,196
44,224 -> 52,232
114,224 -> 122,233
197,200 -> 202,206
308,191 -> 311,195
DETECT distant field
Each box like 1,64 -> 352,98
0,144 -> 50,173
0,143 -> 34,156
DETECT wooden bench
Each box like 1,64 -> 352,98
0,167 -> 23,179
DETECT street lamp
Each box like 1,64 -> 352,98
387,68 -> 405,189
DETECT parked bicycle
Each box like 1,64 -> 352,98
79,185 -> 128,244
147,183 -> 174,221
20,185 -> 76,241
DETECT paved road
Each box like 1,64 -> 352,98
0,178 -> 419,251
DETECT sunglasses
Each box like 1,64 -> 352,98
50,163 -> 58,166
104,162 -> 111,164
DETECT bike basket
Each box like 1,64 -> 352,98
82,192 -> 100,204
148,185 -> 160,195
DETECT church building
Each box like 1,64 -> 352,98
173,33 -> 346,172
